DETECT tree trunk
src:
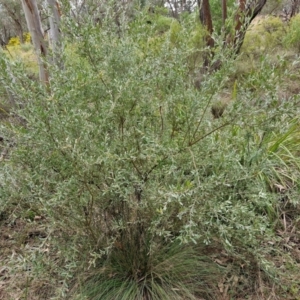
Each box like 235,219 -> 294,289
18,27 -> 24,44
21,0 -> 49,84
222,0 -> 227,27
197,0 -> 214,67
47,0 -> 61,52
281,0 -> 300,22
233,0 -> 267,55
2,3 -> 25,43
198,0 -> 214,46
197,0 -> 267,67
46,0 -> 62,68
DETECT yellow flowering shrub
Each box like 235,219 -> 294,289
7,37 -> 20,46
23,32 -> 31,43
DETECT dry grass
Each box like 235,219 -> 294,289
3,44 -> 38,74
1,208 -> 300,299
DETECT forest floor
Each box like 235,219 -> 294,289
1,208 -> 300,299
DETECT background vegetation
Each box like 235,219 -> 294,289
0,0 -> 300,299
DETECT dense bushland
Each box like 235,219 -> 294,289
1,5 -> 300,300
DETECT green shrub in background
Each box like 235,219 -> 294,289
242,16 -> 286,56
284,14 -> 300,52
1,5 -> 300,300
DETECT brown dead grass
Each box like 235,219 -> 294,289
0,216 -> 56,300
1,208 -> 300,299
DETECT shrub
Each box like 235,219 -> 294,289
1,7 -> 300,300
1,21 -> 228,298
284,14 -> 300,52
7,36 -> 21,47
242,16 -> 286,56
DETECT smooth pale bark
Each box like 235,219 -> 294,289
47,0 -> 61,52
21,0 -> 49,83
46,0 -> 63,68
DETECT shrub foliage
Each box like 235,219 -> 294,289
1,5 -> 300,299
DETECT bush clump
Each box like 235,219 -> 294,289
284,14 -> 300,52
7,36 -> 21,47
1,6 -> 300,300
242,16 -> 286,56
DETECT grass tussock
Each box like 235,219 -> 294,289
71,242 -> 220,300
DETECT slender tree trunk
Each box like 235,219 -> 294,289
221,0 -> 227,27
47,0 -> 61,52
2,3 -> 25,43
233,0 -> 246,53
290,0 -> 300,17
18,27 -> 24,44
196,0 -> 267,71
197,0 -> 214,67
3,26 -> 11,45
198,0 -> 214,47
21,0 -> 49,84
46,0 -> 62,68
167,0 -> 179,18
232,0 -> 267,55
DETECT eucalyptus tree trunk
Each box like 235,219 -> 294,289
46,0 -> 63,68
283,0 -> 300,20
2,2 -> 25,43
233,0 -> 267,54
222,0 -> 227,27
47,0 -> 61,53
197,0 -> 267,69
21,0 -> 49,84
198,0 -> 214,47
197,0 -> 214,67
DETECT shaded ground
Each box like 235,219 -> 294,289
0,215 -> 56,300
1,204 -> 300,299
